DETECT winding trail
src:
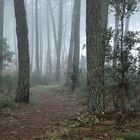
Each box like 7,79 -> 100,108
0,86 -> 83,140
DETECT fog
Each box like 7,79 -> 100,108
3,0 -> 140,77
1,0 -> 140,139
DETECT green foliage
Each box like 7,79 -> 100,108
110,0 -> 137,17
123,133 -> 140,140
2,73 -> 17,91
0,38 -> 14,67
0,73 -> 18,94
76,113 -> 100,127
0,73 -> 17,112
104,28 -> 114,60
103,0 -> 140,111
63,113 -> 100,128
0,96 -> 14,109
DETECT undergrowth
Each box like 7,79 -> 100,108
123,133 -> 140,140
0,96 -> 14,108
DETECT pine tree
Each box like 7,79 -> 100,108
86,0 -> 104,112
14,0 -> 30,103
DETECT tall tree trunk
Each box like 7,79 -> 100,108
39,3 -> 43,74
30,0 -> 35,73
71,0 -> 81,89
0,0 -> 4,80
66,1 -> 76,85
113,12 -> 119,65
120,15 -> 126,111
120,14 -> 130,111
55,0 -> 63,82
14,0 -> 30,103
46,0 -> 52,80
49,0 -> 58,53
86,0 -> 104,112
112,12 -> 119,109
35,0 -> 40,73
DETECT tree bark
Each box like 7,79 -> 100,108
14,0 -> 30,103
86,0 -> 104,112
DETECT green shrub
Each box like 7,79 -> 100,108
124,133 -> 140,140
1,73 -> 17,92
0,96 -> 14,109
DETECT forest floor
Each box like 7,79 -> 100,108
0,85 -> 140,140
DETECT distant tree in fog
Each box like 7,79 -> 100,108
0,0 -> 4,80
66,0 -> 81,89
55,0 -> 64,82
46,0 -> 52,80
71,0 -> 81,89
35,0 -> 40,74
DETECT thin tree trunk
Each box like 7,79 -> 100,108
120,15 -> 126,111
113,12 -> 119,65
112,11 -> 120,109
14,0 -> 30,103
66,1 -> 75,85
46,0 -> 52,80
55,0 -> 63,82
125,14 -> 130,36
31,0 -> 35,73
39,3 -> 43,74
49,0 -> 58,53
71,0 -> 81,89
0,0 -> 4,79
35,0 -> 40,73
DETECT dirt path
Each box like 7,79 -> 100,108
0,86 -> 83,140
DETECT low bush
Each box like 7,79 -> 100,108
0,96 -> 14,109
0,72 -> 17,95
123,133 -> 140,140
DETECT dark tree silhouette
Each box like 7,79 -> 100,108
14,0 -> 30,103
0,0 -> 4,79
